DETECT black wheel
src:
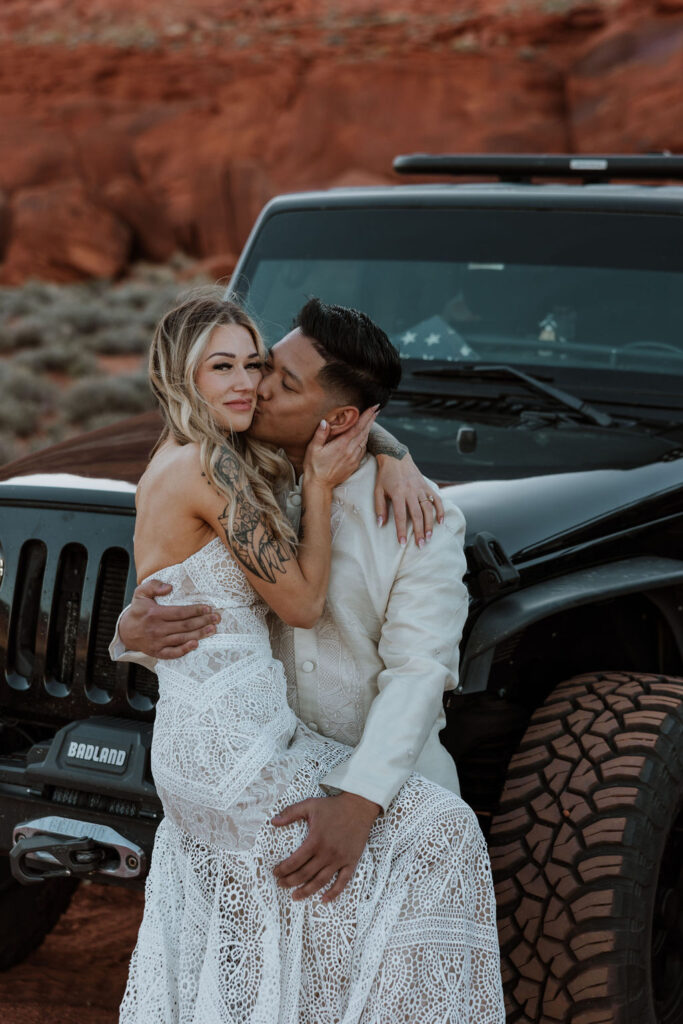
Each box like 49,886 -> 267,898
488,671 -> 683,1024
0,854 -> 77,969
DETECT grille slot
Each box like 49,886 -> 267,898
45,543 -> 87,695
7,540 -> 47,688
129,664 -> 159,707
87,547 -> 130,697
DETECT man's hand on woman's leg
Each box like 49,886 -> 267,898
271,791 -> 381,902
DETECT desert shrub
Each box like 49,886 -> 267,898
39,421 -> 72,447
58,303 -> 110,335
0,270 -> 212,458
139,305 -> 168,332
129,259 -> 185,284
13,345 -> 99,377
89,324 -> 150,355
63,373 -> 154,424
12,280 -> 60,308
129,285 -> 189,331
54,301 -> 132,340
0,288 -> 36,319
0,397 -> 40,437
0,364 -> 53,406
73,411 -> 139,434
109,281 -> 156,310
0,328 -> 18,353
0,432 -> 17,466
0,317 -> 50,351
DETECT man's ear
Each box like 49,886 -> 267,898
325,405 -> 360,437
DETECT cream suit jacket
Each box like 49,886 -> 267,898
110,456 -> 468,811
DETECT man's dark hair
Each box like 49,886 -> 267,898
294,298 -> 401,410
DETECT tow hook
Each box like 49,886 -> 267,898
11,834 -> 105,884
10,816 -> 146,885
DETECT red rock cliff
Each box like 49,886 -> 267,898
1,0 -> 682,282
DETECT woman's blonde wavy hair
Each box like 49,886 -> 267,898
149,288 -> 298,550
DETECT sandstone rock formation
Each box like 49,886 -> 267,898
568,10 -> 683,152
3,182 -> 132,283
0,0 -> 681,282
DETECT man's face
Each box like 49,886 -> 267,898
249,328 -> 333,452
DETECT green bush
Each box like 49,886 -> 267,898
0,364 -> 53,406
9,280 -> 59,308
0,288 -> 37,319
74,411 -> 139,434
0,329 -> 17,354
57,303 -> 110,335
0,317 -> 50,351
0,432 -> 17,467
0,268 -> 212,458
0,397 -> 40,437
108,282 -> 157,311
63,373 -> 154,424
89,324 -> 151,355
14,345 -> 99,377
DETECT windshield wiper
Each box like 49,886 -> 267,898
411,363 -> 613,428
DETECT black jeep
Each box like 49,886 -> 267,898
1,154 -> 682,1024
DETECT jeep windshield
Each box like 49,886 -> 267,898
235,206 -> 683,480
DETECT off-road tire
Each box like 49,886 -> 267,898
488,671 -> 683,1024
0,855 -> 77,969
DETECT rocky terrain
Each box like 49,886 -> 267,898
1,0 -> 683,284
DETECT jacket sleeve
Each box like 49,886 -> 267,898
108,604 -> 158,673
321,503 -> 469,810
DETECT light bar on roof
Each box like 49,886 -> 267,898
392,153 -> 683,182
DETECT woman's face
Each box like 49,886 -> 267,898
195,324 -> 263,433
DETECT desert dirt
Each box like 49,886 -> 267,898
0,883 -> 143,1023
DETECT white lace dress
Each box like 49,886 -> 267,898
120,537 -> 504,1024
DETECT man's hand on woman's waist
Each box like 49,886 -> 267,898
119,580 -> 220,660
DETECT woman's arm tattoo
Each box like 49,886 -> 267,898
214,448 -> 291,584
367,422 -> 408,460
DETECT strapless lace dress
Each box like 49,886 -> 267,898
119,537 -> 504,1024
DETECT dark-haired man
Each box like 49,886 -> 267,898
112,299 -> 468,903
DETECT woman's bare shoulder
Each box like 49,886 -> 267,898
135,444 -> 204,512
142,441 -> 202,481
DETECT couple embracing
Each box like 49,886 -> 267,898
111,291 -> 505,1023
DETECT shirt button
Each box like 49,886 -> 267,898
406,748 -> 415,757
307,721 -> 318,731
301,660 -> 315,673
289,493 -> 302,506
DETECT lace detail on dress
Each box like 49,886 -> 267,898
121,536 -> 505,1024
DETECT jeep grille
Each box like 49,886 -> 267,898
0,502 -> 157,720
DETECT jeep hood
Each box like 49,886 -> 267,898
1,412 -> 682,564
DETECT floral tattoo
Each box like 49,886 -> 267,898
367,423 -> 407,460
214,447 -> 291,584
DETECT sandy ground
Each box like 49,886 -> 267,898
0,884 -> 143,1023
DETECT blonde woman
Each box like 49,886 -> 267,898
120,291 -> 504,1023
